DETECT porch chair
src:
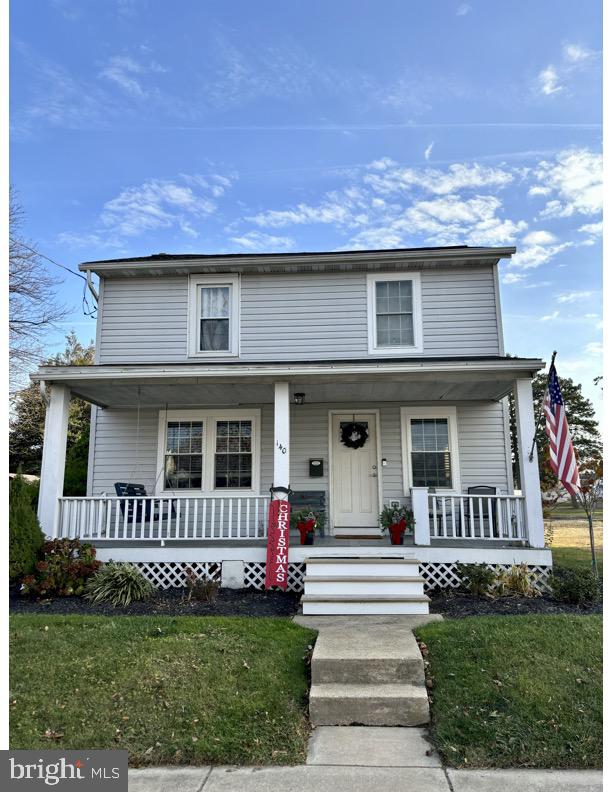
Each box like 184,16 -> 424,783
464,485 -> 498,538
114,482 -> 177,523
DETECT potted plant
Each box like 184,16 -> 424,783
379,505 -> 415,545
291,508 -> 325,545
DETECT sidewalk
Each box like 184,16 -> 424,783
128,765 -> 602,791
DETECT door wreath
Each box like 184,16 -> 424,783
340,421 -> 369,449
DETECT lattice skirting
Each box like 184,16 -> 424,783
130,561 -> 222,589
244,562 -> 306,593
420,562 -> 552,594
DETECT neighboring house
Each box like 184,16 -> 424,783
33,246 -> 551,613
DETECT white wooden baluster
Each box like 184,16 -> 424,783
228,499 -> 233,539
459,496 -> 466,538
450,497 -> 456,539
431,497 -> 437,537
246,498 -> 251,538
220,499 -> 225,540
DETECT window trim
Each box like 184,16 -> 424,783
366,272 -> 423,355
156,408 -> 261,495
400,406 -> 461,494
188,274 -> 240,358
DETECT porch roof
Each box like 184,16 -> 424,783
32,356 -> 544,409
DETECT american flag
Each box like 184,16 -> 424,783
543,363 -> 581,495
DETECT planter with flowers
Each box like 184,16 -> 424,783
291,508 -> 326,545
379,505 -> 415,545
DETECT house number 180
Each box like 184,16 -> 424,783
276,441 -> 287,454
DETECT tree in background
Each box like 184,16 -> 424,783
9,186 -> 67,392
508,372 -> 602,496
9,333 -> 95,494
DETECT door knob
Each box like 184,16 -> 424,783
370,473 -> 378,478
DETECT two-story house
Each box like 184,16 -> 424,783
33,246 -> 552,613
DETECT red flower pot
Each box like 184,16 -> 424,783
298,519 -> 316,545
389,518 -> 407,545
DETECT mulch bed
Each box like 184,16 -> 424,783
10,586 -> 301,618
429,590 -> 602,618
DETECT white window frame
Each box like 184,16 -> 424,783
188,274 -> 240,357
400,406 -> 461,494
155,408 -> 261,495
366,272 -> 423,355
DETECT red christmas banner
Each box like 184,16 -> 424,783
265,499 -> 290,590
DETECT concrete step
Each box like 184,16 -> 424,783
310,682 -> 430,726
301,594 -> 430,616
307,726 -> 441,767
304,576 -> 425,597
312,623 -> 425,685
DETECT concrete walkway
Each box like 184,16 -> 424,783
128,765 -> 603,791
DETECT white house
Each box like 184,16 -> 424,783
33,246 -> 552,614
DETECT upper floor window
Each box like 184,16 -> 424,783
366,273 -> 423,355
189,274 -> 239,357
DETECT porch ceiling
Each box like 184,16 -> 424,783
33,357 -> 544,408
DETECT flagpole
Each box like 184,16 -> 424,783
528,350 -> 557,463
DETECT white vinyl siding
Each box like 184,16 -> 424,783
97,266 -> 501,363
89,401 -> 513,509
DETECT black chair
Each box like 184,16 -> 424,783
465,485 -> 498,537
114,483 -> 177,523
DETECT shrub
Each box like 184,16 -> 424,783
21,539 -> 101,598
85,563 -> 154,607
493,563 -> 540,598
550,566 -> 601,605
9,474 -> 45,584
455,563 -> 495,596
290,508 -> 326,536
378,505 -> 415,533
184,567 -> 220,603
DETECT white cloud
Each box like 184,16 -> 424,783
522,230 -> 557,245
364,159 -> 514,196
537,65 -> 563,95
229,231 -> 295,252
98,55 -> 166,98
528,185 -> 551,197
539,311 -> 560,321
502,271 -> 526,285
456,3 -> 471,15
584,341 -> 603,356
424,142 -> 434,161
563,43 -> 596,63
556,291 -> 594,304
579,221 -> 603,241
532,148 -> 602,218
511,241 -> 571,270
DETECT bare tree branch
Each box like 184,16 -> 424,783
9,186 -> 69,390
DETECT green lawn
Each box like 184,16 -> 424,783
10,615 -> 316,766
415,615 -> 602,769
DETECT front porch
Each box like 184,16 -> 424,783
32,356 -> 551,594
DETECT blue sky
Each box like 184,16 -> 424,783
10,0 -> 602,414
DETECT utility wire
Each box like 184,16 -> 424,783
17,241 -> 98,318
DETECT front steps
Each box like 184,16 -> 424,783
308,618 -> 430,727
301,557 -> 430,615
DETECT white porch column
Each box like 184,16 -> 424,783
513,378 -> 545,548
273,382 -> 290,494
411,487 -> 431,545
37,384 -> 71,538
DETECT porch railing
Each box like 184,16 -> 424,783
57,496 -> 270,541
428,494 -> 527,541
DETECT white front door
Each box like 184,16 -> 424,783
331,412 -> 380,531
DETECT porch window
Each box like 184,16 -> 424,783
367,273 -> 423,354
156,409 -> 261,494
188,274 -> 240,357
410,419 -> 452,489
214,420 -> 253,489
400,406 -> 460,492
164,421 -> 203,489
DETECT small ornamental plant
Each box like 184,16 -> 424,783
379,505 -> 415,545
21,538 -> 101,598
291,508 -> 325,545
85,562 -> 154,607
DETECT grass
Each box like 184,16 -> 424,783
549,519 -> 603,573
10,615 -> 317,766
415,615 -> 602,769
